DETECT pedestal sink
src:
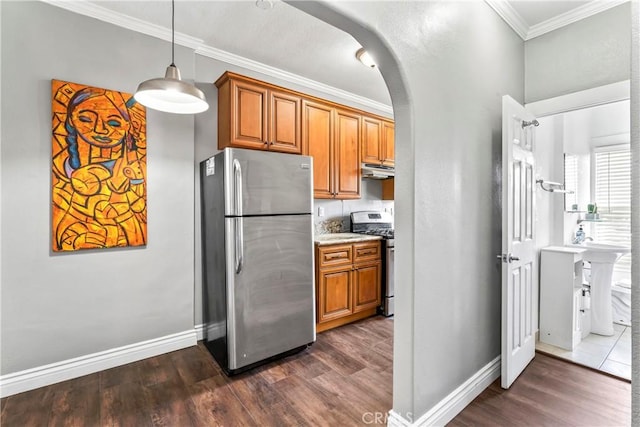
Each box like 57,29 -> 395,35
576,242 -> 631,336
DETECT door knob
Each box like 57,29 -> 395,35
497,253 -> 520,263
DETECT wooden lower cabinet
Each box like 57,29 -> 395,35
316,241 -> 381,332
318,266 -> 353,323
353,262 -> 381,313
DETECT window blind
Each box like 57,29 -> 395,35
593,145 -> 631,274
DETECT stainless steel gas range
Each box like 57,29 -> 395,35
351,211 -> 394,317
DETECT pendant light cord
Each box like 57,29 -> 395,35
171,0 -> 175,66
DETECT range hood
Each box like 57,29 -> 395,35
361,163 -> 394,179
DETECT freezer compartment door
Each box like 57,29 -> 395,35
223,148 -> 313,216
225,214 -> 315,370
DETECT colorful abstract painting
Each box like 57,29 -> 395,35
51,80 -> 147,252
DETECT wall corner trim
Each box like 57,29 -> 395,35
0,329 -> 197,398
388,355 -> 501,427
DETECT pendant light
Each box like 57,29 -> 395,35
134,0 -> 209,114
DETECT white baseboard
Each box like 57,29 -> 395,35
194,321 -> 225,342
388,356 -> 501,427
195,323 -> 205,341
0,329 -> 197,398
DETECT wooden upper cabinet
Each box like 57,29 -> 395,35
362,117 -> 394,168
361,117 -> 382,164
303,101 -> 361,199
303,100 -> 333,199
381,120 -> 395,167
334,109 -> 361,199
220,78 -> 268,150
215,71 -> 393,199
216,72 -> 302,153
269,90 -> 301,153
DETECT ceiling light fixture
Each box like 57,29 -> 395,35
356,48 -> 376,68
134,0 -> 209,114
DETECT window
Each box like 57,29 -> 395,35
593,144 -> 631,275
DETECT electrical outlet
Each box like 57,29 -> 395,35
318,207 -> 325,217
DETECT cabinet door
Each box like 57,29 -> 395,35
269,90 -> 302,154
230,80 -> 269,149
382,120 -> 395,167
303,100 -> 334,199
353,261 -> 381,313
334,109 -> 361,199
317,266 -> 353,323
361,117 -> 382,165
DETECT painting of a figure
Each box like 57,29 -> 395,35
51,80 -> 147,252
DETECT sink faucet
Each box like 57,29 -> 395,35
585,236 -> 594,242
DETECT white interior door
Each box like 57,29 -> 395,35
501,95 -> 538,389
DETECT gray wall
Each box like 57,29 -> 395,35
525,3 -> 631,103
0,2 -> 196,373
290,0 -> 524,420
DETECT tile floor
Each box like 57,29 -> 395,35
536,323 -> 631,381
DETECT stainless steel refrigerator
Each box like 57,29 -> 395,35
200,148 -> 315,374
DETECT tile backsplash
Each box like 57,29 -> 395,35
313,180 -> 394,234
315,218 -> 345,235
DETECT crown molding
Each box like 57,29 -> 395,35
41,0 -> 203,49
41,0 -> 393,115
485,0 -> 528,40
196,46 -> 393,115
527,0 -> 629,40
486,0 -> 630,41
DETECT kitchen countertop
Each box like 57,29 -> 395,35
314,233 -> 382,246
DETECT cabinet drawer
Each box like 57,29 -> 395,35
318,244 -> 353,268
353,241 -> 381,263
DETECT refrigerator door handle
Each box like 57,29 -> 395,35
235,217 -> 244,273
233,159 -> 243,216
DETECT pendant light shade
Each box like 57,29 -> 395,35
134,0 -> 209,114
135,65 -> 208,114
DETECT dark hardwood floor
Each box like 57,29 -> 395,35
0,316 -> 393,427
449,353 -> 631,426
1,316 -> 632,427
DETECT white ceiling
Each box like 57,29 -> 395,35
53,0 -> 626,111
